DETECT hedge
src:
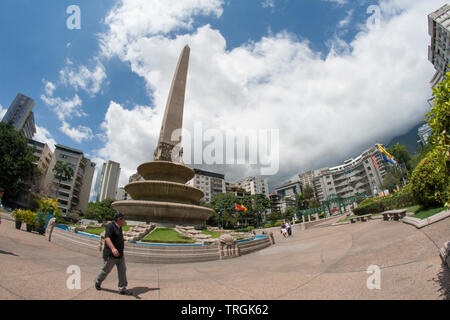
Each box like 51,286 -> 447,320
353,188 -> 416,216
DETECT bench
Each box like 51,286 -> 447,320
356,214 -> 371,222
349,214 -> 371,223
381,209 -> 407,221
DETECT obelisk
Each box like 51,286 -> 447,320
154,45 -> 190,163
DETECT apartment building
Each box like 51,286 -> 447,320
236,176 -> 269,197
186,169 -> 226,203
311,144 -> 388,202
428,4 -> 450,87
43,144 -> 95,214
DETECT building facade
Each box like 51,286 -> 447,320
428,4 -> 450,87
2,93 -> 36,139
225,182 -> 250,198
236,176 -> 269,197
43,144 -> 95,214
95,160 -> 121,202
418,123 -> 433,146
269,193 -> 281,214
186,169 -> 226,203
28,139 -> 53,192
310,144 -> 388,202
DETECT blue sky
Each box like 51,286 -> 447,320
0,0 -> 441,194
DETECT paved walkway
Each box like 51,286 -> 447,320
0,216 -> 449,300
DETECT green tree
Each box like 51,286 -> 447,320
85,198 -> 116,222
53,160 -> 75,198
303,184 -> 315,201
408,71 -> 450,208
388,143 -> 411,172
284,207 -> 295,221
207,193 -> 239,229
295,193 -> 308,211
0,122 -> 39,205
410,143 -> 433,171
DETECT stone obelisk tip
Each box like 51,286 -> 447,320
154,46 -> 190,162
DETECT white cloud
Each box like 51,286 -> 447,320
322,0 -> 347,5
59,62 -> 106,96
34,126 -> 57,152
43,80 -> 56,96
338,9 -> 353,28
0,104 -> 6,119
99,0 -> 224,58
94,0 -> 439,189
40,93 -> 84,121
96,101 -> 161,187
60,121 -> 94,144
261,0 -> 275,9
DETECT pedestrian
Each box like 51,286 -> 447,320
280,221 -> 287,238
95,212 -> 132,295
286,221 -> 292,236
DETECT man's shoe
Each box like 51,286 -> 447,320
95,282 -> 101,290
118,289 -> 133,296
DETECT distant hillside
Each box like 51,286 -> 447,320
386,121 -> 425,156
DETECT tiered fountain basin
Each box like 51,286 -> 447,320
111,161 -> 215,226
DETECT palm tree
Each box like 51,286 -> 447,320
53,160 -> 74,198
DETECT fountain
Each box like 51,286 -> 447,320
112,45 -> 215,226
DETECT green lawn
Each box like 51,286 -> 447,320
140,228 -> 195,243
404,205 -> 422,214
83,225 -> 134,235
202,230 -> 221,238
413,206 -> 447,220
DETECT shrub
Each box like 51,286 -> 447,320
12,209 -> 24,222
23,210 -> 37,226
274,221 -> 283,227
353,199 -> 385,215
246,226 -> 255,232
409,149 -> 448,207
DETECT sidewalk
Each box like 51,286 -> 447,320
0,216 -> 448,300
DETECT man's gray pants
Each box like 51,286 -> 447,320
95,257 -> 128,291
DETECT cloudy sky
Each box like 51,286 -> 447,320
0,0 -> 443,198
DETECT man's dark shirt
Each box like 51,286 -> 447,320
103,222 -> 124,260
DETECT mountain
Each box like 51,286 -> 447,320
386,121 -> 425,155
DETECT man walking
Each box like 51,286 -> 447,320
95,212 -> 132,295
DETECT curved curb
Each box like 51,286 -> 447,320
401,210 -> 450,229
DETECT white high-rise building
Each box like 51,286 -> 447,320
186,169 -> 226,203
428,4 -> 450,86
96,160 -> 121,202
236,176 -> 269,197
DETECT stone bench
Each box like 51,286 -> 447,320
349,214 -> 371,223
356,214 -> 371,222
381,209 -> 407,221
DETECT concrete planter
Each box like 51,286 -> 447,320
401,210 -> 450,229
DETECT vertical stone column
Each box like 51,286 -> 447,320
315,213 -> 319,221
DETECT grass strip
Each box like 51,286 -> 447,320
141,228 -> 195,243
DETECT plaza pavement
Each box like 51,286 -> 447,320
0,214 -> 448,300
